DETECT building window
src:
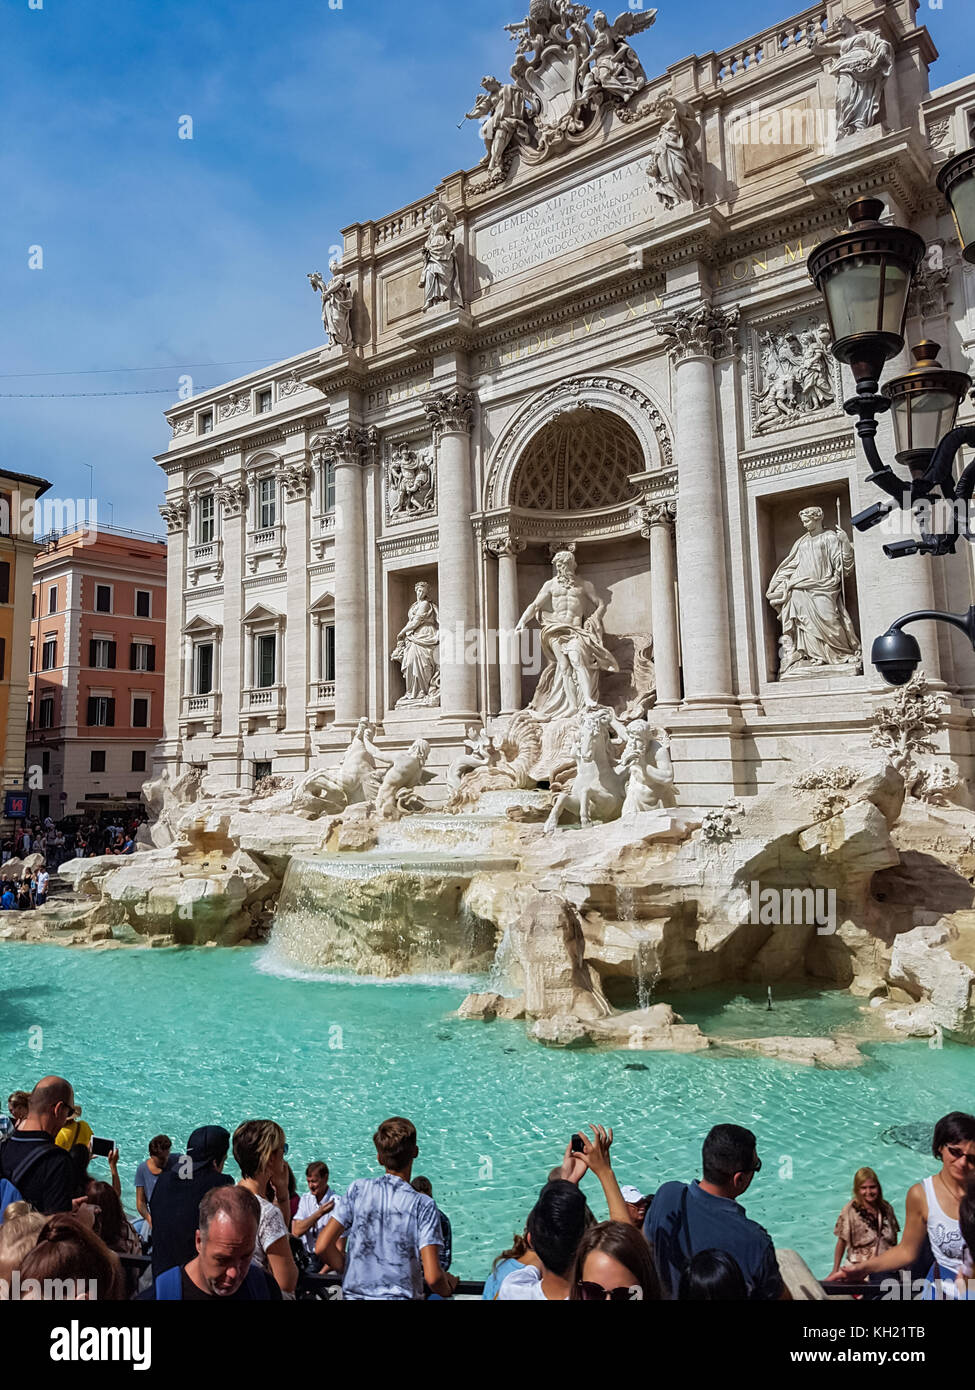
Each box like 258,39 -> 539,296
41,637 -> 57,671
197,494 -> 215,545
199,410 -> 213,435
256,633 -> 276,688
28,643 -> 33,674
195,642 -> 214,695
31,592 -> 36,618
135,589 -> 151,618
254,760 -> 272,784
0,638 -> 5,681
131,750 -> 147,773
258,477 -> 276,530
0,563 -> 10,605
48,585 -> 57,614
132,697 -> 150,729
323,623 -> 336,681
130,641 -> 155,672
95,584 -> 112,613
90,750 -> 106,772
38,696 -> 54,729
257,389 -> 272,414
323,459 -> 336,512
90,639 -> 116,669
86,696 -> 115,727
41,751 -> 51,774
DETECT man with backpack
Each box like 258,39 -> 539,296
138,1185 -> 280,1300
0,1076 -> 77,1216
644,1123 -> 790,1300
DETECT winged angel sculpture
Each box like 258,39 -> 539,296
464,3 -> 657,178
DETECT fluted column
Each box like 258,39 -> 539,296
485,532 -> 526,715
426,389 -> 478,719
313,426 -> 375,727
637,499 -> 680,707
655,302 -> 738,705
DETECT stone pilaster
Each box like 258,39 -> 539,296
279,458 -> 314,734
215,474 -> 247,748
485,531 -> 526,716
159,495 -> 189,770
425,389 -> 479,721
312,425 -> 376,728
654,302 -> 738,706
637,499 -> 681,708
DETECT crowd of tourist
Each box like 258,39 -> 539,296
0,1076 -> 973,1302
0,813 -> 146,916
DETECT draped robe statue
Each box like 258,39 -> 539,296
766,507 -> 861,677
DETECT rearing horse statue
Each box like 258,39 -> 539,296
544,705 -> 626,832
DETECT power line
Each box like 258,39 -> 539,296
0,385 -> 223,399
0,357 -> 291,381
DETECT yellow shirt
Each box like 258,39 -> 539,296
55,1118 -> 93,1151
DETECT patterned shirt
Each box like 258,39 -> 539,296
833,1200 -> 899,1264
333,1174 -> 443,1300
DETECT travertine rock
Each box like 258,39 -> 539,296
722,1035 -> 865,1068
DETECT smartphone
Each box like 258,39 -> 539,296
570,1133 -> 585,1153
91,1137 -> 115,1158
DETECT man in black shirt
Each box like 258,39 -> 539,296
139,1185 -> 280,1300
0,1076 -> 76,1213
148,1124 -> 234,1277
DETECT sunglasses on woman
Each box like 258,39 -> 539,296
945,1145 -> 975,1165
576,1282 -> 644,1301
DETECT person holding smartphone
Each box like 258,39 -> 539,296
292,1161 -> 337,1270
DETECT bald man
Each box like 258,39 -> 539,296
0,1076 -> 76,1213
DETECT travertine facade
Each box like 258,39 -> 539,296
156,0 -> 975,804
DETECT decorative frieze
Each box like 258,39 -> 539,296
171,417 -> 193,438
219,393 -> 249,421
278,372 -> 310,400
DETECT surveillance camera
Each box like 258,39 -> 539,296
882,537 -> 920,559
852,500 -> 895,532
870,628 -> 921,686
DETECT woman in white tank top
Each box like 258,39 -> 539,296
828,1112 -> 975,1298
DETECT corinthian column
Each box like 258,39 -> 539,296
654,302 -> 738,705
425,389 -> 478,720
312,426 -> 376,727
485,531 -> 526,715
637,499 -> 680,707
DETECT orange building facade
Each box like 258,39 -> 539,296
26,527 -> 167,819
0,469 -> 52,820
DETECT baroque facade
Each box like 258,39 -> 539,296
156,0 -> 975,804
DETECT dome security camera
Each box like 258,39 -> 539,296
870,628 -> 921,686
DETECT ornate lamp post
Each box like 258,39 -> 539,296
808,175 -> 975,683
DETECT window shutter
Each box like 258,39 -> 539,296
129,643 -> 136,670
147,645 -> 156,672
108,641 -> 117,669
106,698 -> 115,727
89,639 -> 97,667
0,562 -> 9,604
0,638 -> 6,681
87,697 -> 96,726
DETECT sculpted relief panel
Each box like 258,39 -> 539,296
385,442 -> 436,523
749,317 -> 839,436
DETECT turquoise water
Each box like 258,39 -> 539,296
1,941 -> 970,1279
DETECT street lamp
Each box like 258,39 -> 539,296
808,174 -> 975,685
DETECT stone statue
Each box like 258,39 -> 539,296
447,725 -> 502,792
376,739 -> 433,820
387,445 -> 434,518
445,710 -> 543,811
392,581 -> 441,707
544,705 -> 627,832
645,95 -> 703,209
616,720 -> 676,814
812,16 -> 892,140
579,9 -> 655,104
419,203 -> 464,310
307,260 -> 354,348
464,75 -> 534,174
292,718 -> 391,818
766,507 -> 861,677
515,548 -> 619,720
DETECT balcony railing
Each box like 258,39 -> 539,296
310,680 -> 336,707
244,684 -> 285,709
181,692 -> 220,718
248,524 -> 282,550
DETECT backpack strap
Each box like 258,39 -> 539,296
2,1138 -> 56,1189
154,1266 -> 183,1300
678,1184 -> 693,1264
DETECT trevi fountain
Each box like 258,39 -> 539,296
3,0 -> 975,1273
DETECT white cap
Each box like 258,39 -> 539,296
620,1185 -> 644,1204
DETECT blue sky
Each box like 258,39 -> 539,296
2,0 -> 972,533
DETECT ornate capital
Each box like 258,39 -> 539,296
424,389 -> 476,437
159,499 -> 189,533
215,481 -> 248,516
278,460 -> 314,500
633,497 -> 676,538
655,302 -> 740,363
311,425 -> 378,466
484,531 -> 526,559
